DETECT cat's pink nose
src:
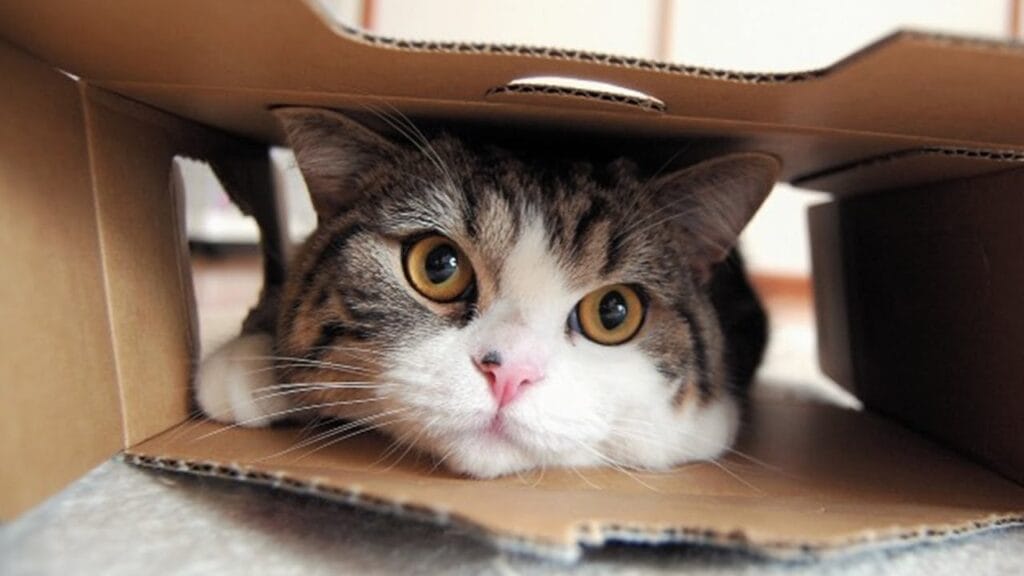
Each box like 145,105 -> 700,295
475,352 -> 544,408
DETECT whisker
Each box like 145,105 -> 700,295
229,355 -> 379,375
702,457 -> 765,495
572,440 -> 660,493
248,382 -> 388,393
382,416 -> 436,471
570,466 -> 602,490
192,398 -> 391,441
512,465 -> 530,486
530,463 -> 548,488
370,426 -> 417,468
608,425 -> 765,493
257,408 -> 411,461
429,447 -> 455,474
611,415 -> 780,472
290,413 -> 413,463
192,382 -> 393,426
359,102 -> 460,199
378,101 -> 461,198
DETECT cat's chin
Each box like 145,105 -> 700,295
436,431 -> 539,479
432,433 -> 562,479
444,450 -> 534,479
436,395 -> 741,479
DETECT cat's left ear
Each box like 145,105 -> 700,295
652,153 -> 780,281
272,107 -> 399,218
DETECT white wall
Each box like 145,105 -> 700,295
313,0 -> 1015,275
670,0 -> 1010,274
671,0 -> 1008,72
367,0 -> 660,58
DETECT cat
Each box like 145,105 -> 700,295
196,107 -> 776,479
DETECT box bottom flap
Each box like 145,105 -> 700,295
124,398 -> 1024,561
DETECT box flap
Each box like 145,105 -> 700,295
78,84 -> 286,447
126,398 -> 1024,560
795,148 -> 1024,196
0,40 -> 123,518
0,1 -> 1023,192
0,39 -> 289,516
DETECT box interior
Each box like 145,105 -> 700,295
2,0 -> 1023,558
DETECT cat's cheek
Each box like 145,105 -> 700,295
672,394 -> 741,464
513,356 -> 608,441
625,395 -> 739,470
379,329 -> 495,423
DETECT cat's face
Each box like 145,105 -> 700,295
273,108 -> 777,478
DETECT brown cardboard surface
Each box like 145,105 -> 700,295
0,1 -> 1023,191
127,399 -> 1024,559
809,167 -> 1024,485
0,41 -> 123,518
77,85 -> 285,446
0,38 -> 286,516
80,87 -> 198,445
795,148 -> 1024,196
2,0 -> 1024,555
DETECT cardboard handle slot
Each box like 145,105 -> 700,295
485,76 -> 665,113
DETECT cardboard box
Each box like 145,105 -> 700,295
809,165 -> 1024,485
1,0 -> 1022,561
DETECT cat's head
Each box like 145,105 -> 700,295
272,108 -> 778,478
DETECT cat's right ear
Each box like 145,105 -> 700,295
272,107 -> 398,218
651,153 -> 780,282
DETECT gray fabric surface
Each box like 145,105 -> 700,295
3,459 -> 1023,575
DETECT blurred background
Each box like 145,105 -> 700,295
186,0 -> 1022,400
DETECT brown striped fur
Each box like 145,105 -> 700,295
199,108 -> 778,477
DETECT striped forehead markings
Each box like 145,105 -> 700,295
498,216 -> 575,310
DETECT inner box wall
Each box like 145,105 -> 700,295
809,166 -> 1024,484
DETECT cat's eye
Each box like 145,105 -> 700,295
569,284 -> 645,345
403,235 -> 475,302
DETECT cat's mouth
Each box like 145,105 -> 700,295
486,413 -> 506,436
465,412 -> 579,456
472,414 -> 525,449
449,411 -> 534,451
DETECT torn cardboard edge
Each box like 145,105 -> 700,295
120,452 -> 1024,563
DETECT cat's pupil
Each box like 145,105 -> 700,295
425,244 -> 458,284
599,291 -> 628,330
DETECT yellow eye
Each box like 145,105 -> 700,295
403,235 -> 475,302
572,284 -> 645,345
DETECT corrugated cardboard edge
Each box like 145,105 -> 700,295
793,146 -> 1024,190
300,0 -> 822,85
303,0 -> 1024,86
484,83 -> 666,113
121,452 -> 1024,563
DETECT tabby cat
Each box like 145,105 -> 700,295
197,108 -> 776,478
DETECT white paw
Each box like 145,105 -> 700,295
195,333 -> 290,427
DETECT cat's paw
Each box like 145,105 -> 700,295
195,333 -> 289,427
